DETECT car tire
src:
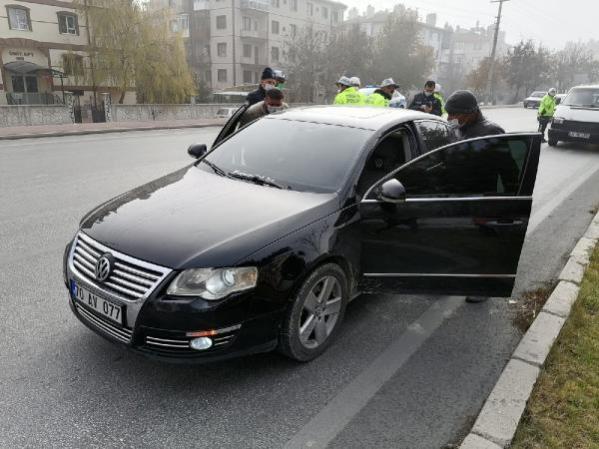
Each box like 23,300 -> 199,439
278,263 -> 348,362
523,102 -> 528,108
548,137 -> 558,147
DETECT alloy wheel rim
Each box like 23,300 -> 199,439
298,276 -> 342,350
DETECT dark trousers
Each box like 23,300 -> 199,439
538,116 -> 551,137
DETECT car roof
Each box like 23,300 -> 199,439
570,84 -> 599,89
265,106 -> 439,131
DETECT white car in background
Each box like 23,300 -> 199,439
549,85 -> 599,147
359,87 -> 407,108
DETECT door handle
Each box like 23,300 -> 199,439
485,219 -> 524,227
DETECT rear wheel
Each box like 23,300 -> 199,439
548,137 -> 558,147
278,264 -> 348,362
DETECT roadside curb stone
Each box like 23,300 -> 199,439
512,312 -> 566,366
470,359 -> 540,448
543,281 -> 580,318
570,237 -> 596,265
460,434 -> 502,449
558,258 -> 586,285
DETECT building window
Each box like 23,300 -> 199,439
7,6 -> 31,31
205,70 -> 212,83
216,15 -> 227,29
243,70 -> 253,84
170,13 -> 189,35
289,23 -> 297,37
217,69 -> 227,82
271,46 -> 280,62
322,6 -> 328,19
290,0 -> 298,12
307,2 -> 313,16
271,20 -> 279,34
62,54 -> 84,77
243,44 -> 252,58
332,10 -> 339,23
57,13 -> 79,35
217,42 -> 227,57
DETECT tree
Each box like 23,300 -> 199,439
372,8 -> 434,91
551,43 -> 593,91
503,40 -> 551,102
466,57 -> 492,98
75,0 -> 195,104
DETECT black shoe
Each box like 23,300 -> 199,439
541,138 -> 547,143
466,296 -> 489,303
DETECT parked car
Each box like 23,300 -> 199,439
523,91 -> 546,109
216,107 -> 240,119
359,87 -> 407,108
64,106 -> 541,363
548,85 -> 599,146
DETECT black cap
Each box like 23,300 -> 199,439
445,90 -> 480,114
261,67 -> 275,81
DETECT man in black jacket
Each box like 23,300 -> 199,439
445,90 -> 507,304
246,67 -> 277,106
409,80 -> 443,116
445,90 -> 505,140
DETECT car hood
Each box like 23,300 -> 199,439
81,166 -> 337,269
555,105 -> 599,122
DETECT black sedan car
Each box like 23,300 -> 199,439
64,106 -> 541,363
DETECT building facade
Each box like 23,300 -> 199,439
0,0 -> 134,106
152,0 -> 347,91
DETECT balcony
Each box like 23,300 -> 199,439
240,0 -> 270,12
240,29 -> 268,39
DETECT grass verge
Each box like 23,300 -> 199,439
510,245 -> 599,449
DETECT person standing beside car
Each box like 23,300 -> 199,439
538,88 -> 557,143
247,67 -> 277,106
333,76 -> 365,105
239,88 -> 288,127
409,80 -> 443,116
366,78 -> 399,107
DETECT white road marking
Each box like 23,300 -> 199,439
283,296 -> 464,449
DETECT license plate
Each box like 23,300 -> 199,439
71,281 -> 123,325
569,131 -> 591,139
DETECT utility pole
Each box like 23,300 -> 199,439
485,0 -> 509,105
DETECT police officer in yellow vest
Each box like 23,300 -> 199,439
538,88 -> 557,143
366,78 -> 399,107
334,76 -> 365,105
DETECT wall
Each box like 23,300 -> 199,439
0,104 -> 72,127
111,103 -> 243,122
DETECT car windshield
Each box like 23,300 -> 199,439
531,92 -> 545,98
200,118 -> 373,193
563,88 -> 599,108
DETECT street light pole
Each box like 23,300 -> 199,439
485,0 -> 509,105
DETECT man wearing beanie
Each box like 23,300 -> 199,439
445,90 -> 506,304
445,90 -> 505,140
247,67 -> 277,106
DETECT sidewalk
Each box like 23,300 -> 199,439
0,118 -> 226,140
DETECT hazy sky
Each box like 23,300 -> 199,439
341,0 -> 597,50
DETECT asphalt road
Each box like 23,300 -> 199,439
1,108 -> 598,449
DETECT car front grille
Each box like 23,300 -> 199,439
70,232 -> 171,301
75,303 -> 133,343
554,120 -> 599,133
143,326 -> 240,354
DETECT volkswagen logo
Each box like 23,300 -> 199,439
95,254 -> 113,282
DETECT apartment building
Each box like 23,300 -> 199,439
152,0 -> 347,91
0,0 -> 134,106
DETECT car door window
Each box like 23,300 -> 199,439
213,105 -> 247,147
388,135 -> 530,198
356,128 -> 414,195
415,120 -> 455,153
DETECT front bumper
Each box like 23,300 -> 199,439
549,128 -> 599,144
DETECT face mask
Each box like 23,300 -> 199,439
267,106 -> 283,113
263,83 -> 275,91
448,118 -> 460,128
424,91 -> 433,97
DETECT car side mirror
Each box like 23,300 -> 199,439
378,179 -> 406,203
187,143 -> 208,159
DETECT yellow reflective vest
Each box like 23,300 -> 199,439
334,87 -> 365,105
538,95 -> 557,117
366,92 -> 390,107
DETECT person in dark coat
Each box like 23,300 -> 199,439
409,80 -> 443,116
445,90 -> 508,304
246,67 -> 277,106
445,90 -> 505,140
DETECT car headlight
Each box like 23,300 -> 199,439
167,267 -> 258,300
552,117 -> 565,125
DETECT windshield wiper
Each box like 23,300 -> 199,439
228,170 -> 287,189
200,159 -> 228,177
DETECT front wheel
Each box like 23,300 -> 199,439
278,263 -> 348,362
548,137 -> 558,147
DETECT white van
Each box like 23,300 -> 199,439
549,85 -> 599,147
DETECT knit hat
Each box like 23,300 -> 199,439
261,67 -> 275,81
445,90 -> 480,114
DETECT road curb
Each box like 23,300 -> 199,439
0,121 -> 225,141
460,210 -> 599,448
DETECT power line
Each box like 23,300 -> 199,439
485,0 -> 509,104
